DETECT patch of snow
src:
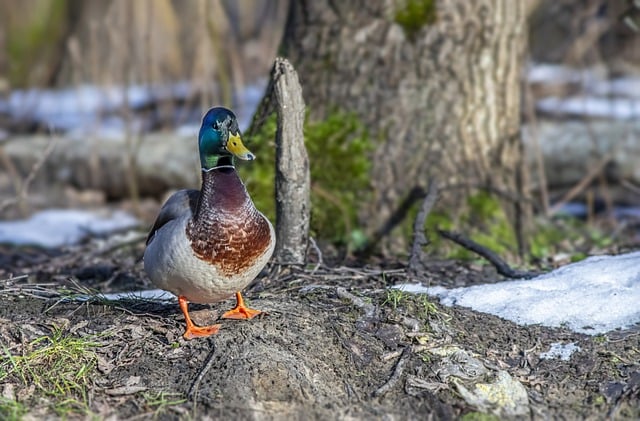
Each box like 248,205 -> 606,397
527,63 -> 640,99
540,342 -> 581,361
394,252 -> 640,335
75,289 -> 175,302
537,96 -> 640,120
392,283 -> 447,295
175,123 -> 199,138
591,77 -> 640,99
0,209 -> 139,248
528,62 -> 640,119
527,63 -> 600,85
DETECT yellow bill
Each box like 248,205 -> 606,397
226,133 -> 255,161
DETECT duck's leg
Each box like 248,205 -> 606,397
178,295 -> 221,339
221,292 -> 262,320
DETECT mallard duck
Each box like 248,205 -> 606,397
144,107 -> 275,340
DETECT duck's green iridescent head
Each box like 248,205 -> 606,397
198,107 -> 254,169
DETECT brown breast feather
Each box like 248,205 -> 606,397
186,168 -> 272,277
187,212 -> 271,277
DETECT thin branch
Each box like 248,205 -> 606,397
408,179 -> 439,274
245,68 -> 278,138
0,136 -> 56,214
438,229 -> 539,279
548,154 -> 612,216
336,287 -> 375,319
308,237 -> 324,274
363,185 -> 427,256
373,346 -> 412,397
188,337 -> 217,402
522,73 -> 549,217
620,178 -> 640,196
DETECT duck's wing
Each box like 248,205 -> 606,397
146,189 -> 200,245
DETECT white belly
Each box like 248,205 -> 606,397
143,215 -> 274,304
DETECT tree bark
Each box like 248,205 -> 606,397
281,0 -> 530,253
272,58 -> 310,264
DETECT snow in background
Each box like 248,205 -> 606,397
527,63 -> 640,119
1,79 -> 266,140
2,63 -> 639,140
395,252 -> 640,335
0,209 -> 139,248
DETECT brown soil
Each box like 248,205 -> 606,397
1,236 -> 639,420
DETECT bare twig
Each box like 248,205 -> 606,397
548,155 -> 612,216
522,72 -> 549,217
620,179 -> 640,196
364,185 -> 426,255
188,338 -> 217,402
373,346 -> 412,397
336,287 -> 375,319
120,5 -> 143,218
0,274 -> 29,284
438,229 -> 539,279
408,179 -> 439,274
308,237 -> 324,274
1,278 -> 64,301
0,136 -> 56,215
245,70 -> 277,138
437,182 -> 536,208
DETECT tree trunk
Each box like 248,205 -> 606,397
281,0 -> 530,253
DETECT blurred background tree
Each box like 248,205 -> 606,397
0,0 -> 288,103
280,0 -> 531,255
1,0 -> 639,260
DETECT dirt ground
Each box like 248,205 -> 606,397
1,233 -> 639,420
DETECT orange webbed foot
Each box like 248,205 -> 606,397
178,295 -> 221,340
221,292 -> 262,320
183,323 -> 221,340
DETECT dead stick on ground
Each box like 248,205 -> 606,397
408,179 -> 439,274
373,346 -> 412,397
336,287 -> 375,319
188,338 -> 217,402
272,57 -> 310,265
438,230 -> 539,279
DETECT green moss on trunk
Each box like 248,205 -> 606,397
394,0 -> 437,40
240,111 -> 371,247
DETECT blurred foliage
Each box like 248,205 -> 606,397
0,0 -> 287,90
425,191 -> 516,261
4,0 -> 67,87
394,0 -> 437,40
240,111 -> 372,246
529,217 -> 614,263
421,191 -> 615,266
621,0 -> 640,31
460,412 -> 500,421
